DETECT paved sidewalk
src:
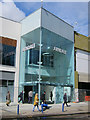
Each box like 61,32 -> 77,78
0,102 -> 89,119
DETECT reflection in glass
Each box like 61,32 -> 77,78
1,43 -> 16,66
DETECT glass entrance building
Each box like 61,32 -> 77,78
19,8 -> 74,103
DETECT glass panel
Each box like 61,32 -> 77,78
41,27 -> 74,86
2,80 -> 7,87
29,49 -> 39,65
1,43 -> 16,66
19,28 -> 40,95
8,80 -> 14,85
41,53 -> 54,67
19,27 -> 74,103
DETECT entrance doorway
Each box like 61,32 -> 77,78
24,86 -> 32,103
64,87 -> 71,102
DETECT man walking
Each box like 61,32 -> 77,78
28,90 -> 33,104
63,93 -> 68,107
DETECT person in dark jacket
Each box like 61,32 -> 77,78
63,93 -> 68,107
18,91 -> 23,103
6,91 -> 11,106
50,91 -> 53,101
41,91 -> 46,103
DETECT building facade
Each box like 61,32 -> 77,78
74,32 -> 90,102
0,8 -> 75,103
19,8 -> 74,103
0,17 -> 21,103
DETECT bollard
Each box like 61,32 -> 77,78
41,104 -> 43,113
62,103 -> 64,112
17,104 -> 19,115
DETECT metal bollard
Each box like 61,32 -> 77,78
17,104 -> 19,115
41,104 -> 43,113
62,103 -> 64,112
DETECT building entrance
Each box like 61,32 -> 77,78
24,86 -> 32,103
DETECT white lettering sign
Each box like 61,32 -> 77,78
4,51 -> 15,57
23,43 -> 35,52
53,47 -> 66,55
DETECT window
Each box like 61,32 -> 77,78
0,37 -> 16,66
8,80 -> 14,85
42,53 -> 54,67
2,80 -> 7,87
29,49 -> 39,65
0,80 -> 14,87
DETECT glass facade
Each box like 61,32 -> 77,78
19,28 -> 74,103
19,8 -> 74,103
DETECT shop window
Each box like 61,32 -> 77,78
25,48 -> 54,67
41,53 -> 54,67
8,80 -> 14,85
0,80 -> 14,87
2,44 -> 16,66
29,49 -> 39,65
0,37 -> 16,66
2,80 -> 7,87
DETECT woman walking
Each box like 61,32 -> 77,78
33,93 -> 40,112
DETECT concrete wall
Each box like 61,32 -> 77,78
21,9 -> 41,36
0,17 -> 21,40
74,33 -> 89,52
42,8 -> 74,42
21,8 -> 74,42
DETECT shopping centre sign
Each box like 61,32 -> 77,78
53,47 -> 67,55
23,43 -> 35,52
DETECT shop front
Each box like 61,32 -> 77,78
19,8 -> 74,103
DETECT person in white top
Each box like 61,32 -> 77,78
28,90 -> 33,104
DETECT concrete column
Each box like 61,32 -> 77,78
14,32 -> 21,103
74,88 -> 79,102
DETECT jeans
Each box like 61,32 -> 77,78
33,105 -> 39,111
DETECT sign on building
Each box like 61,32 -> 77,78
53,47 -> 67,55
23,43 -> 35,52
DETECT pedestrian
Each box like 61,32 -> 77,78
6,91 -> 11,106
28,90 -> 33,104
41,91 -> 46,104
63,93 -> 68,107
18,91 -> 23,103
50,91 -> 53,101
33,93 -> 40,112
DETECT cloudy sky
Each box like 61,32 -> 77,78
0,0 -> 89,36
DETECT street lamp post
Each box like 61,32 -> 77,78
38,41 -> 42,105
38,7 -> 42,105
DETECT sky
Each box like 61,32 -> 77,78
0,0 -> 89,36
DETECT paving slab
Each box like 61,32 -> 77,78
0,102 -> 90,119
